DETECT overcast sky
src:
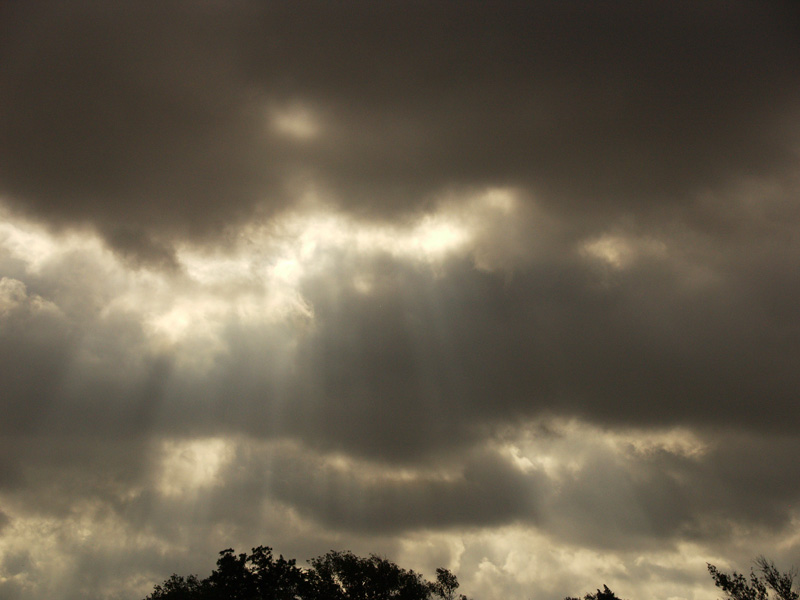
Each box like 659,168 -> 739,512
1,2 -> 799,599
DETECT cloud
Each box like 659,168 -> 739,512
2,181 -> 799,448
286,212 -> 800,460
1,3 -> 799,600
0,2 -> 281,260
1,2 -> 798,264
2,181 -> 799,456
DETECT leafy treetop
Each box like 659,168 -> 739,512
708,557 -> 799,600
145,546 -> 469,600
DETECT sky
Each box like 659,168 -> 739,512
1,2 -> 799,599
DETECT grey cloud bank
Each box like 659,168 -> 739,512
2,2 -> 798,252
0,2 -> 799,600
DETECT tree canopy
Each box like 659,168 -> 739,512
708,557 -> 799,600
565,583 -> 625,600
145,546 -> 468,600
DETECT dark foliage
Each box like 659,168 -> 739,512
144,546 -> 469,600
565,584 -> 625,600
430,567 -> 468,600
708,557 -> 799,600
147,574 -> 204,600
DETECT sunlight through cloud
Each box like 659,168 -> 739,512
580,234 -> 667,269
157,438 -> 234,498
269,103 -> 321,141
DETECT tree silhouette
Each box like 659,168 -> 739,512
430,568 -> 467,600
565,584 -> 625,600
146,574 -> 204,600
708,557 -> 799,600
309,550 -> 431,600
144,546 -> 469,600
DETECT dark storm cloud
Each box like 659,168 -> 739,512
536,430 -> 800,551
7,216 -> 797,462
269,1 -> 800,215
281,233 -> 800,463
0,277 -> 73,433
5,423 -> 796,564
2,200 -> 796,547
0,2 -> 278,260
0,434 -> 153,516
2,2 -> 798,263
263,446 -> 539,533
2,192 -> 798,466
0,263 -> 174,439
